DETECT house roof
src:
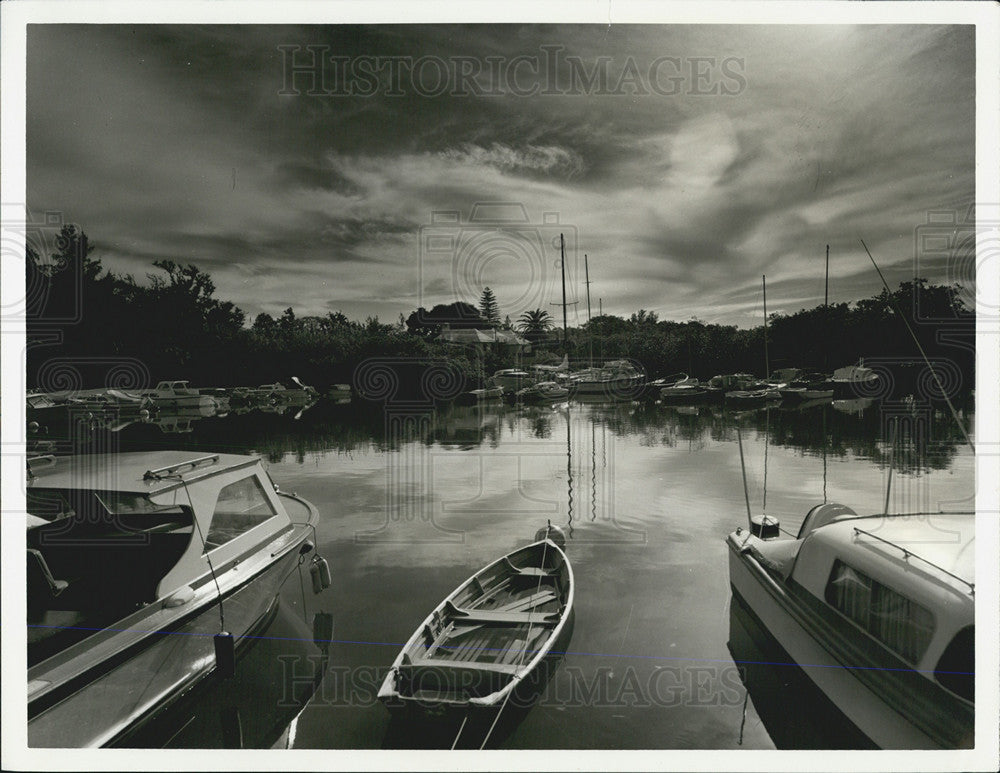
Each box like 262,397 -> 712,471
439,328 -> 529,345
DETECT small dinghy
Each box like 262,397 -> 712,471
378,525 -> 574,710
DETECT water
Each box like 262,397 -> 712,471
93,396 -> 974,749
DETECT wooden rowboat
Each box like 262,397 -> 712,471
378,530 -> 574,710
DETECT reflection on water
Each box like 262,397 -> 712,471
40,394 -> 974,749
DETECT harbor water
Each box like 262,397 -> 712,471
94,396 -> 974,749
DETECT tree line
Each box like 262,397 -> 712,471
26,225 -> 974,394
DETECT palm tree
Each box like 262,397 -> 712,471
517,308 -> 553,343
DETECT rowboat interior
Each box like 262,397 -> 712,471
392,542 -> 570,703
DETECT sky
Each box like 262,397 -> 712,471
26,24 -> 976,329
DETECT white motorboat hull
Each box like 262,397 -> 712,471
28,492 -> 318,747
727,535 -> 969,749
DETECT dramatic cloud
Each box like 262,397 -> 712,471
26,24 -> 975,326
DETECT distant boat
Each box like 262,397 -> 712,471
570,360 -> 644,399
137,381 -> 215,411
832,397 -> 876,415
779,372 -> 835,402
378,526 -> 574,711
725,388 -> 781,405
704,373 -> 756,402
660,375 -> 708,404
27,451 -> 321,747
515,380 -> 570,404
529,354 -> 570,380
455,385 -> 504,405
832,362 -> 881,398
492,369 -> 532,392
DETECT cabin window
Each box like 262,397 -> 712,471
204,476 -> 276,551
825,560 -> 934,665
935,625 -> 974,702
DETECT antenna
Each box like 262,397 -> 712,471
737,424 -> 753,528
762,275 -> 769,380
859,238 -> 974,454
884,418 -> 896,515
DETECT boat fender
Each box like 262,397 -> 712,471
750,514 -> 780,540
214,631 -> 236,678
310,556 -> 332,593
535,523 -> 567,549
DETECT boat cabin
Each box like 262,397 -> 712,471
733,507 -> 974,705
26,452 -> 297,667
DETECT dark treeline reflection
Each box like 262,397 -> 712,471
38,393 -> 975,477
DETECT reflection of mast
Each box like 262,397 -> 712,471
565,403 -> 574,537
591,418 -> 597,521
763,407 -> 769,515
585,254 -> 593,369
561,235 -> 568,345
822,405 -> 828,503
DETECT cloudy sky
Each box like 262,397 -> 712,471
26,24 -> 975,328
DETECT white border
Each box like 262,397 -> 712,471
2,1 -> 998,771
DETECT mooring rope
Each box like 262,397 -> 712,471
449,713 -> 469,750
477,529 -> 553,750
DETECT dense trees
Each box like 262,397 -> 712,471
25,225 -> 974,393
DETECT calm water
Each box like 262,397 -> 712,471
96,396 -> 974,749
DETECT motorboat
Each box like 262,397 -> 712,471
492,369 -> 533,393
657,373 -> 702,400
780,372 -> 836,402
26,451 -> 322,747
832,397 -> 876,415
378,526 -> 573,711
704,373 -> 756,402
137,381 -> 216,411
455,385 -> 505,405
515,380 -> 570,404
726,505 -> 974,748
832,363 -> 881,398
570,360 -> 645,399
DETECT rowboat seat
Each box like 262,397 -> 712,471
502,557 -> 559,577
495,589 -> 558,612
514,566 -> 558,578
402,657 -> 523,675
444,600 -> 559,625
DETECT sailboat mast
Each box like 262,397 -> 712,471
585,254 -> 593,368
825,244 -> 830,307
762,274 -> 769,380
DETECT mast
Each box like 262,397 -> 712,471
585,254 -> 593,368
825,244 -> 830,307
762,274 -> 769,380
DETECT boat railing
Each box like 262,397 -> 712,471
144,454 -> 221,480
852,526 -> 974,595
